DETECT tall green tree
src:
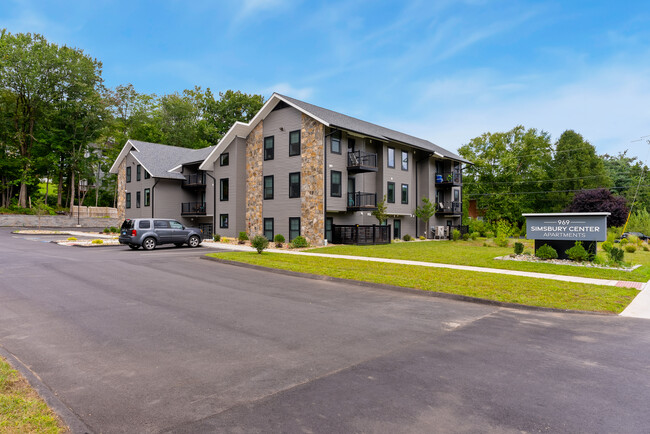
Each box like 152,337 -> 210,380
601,151 -> 649,212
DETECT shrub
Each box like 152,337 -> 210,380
495,237 -> 509,248
213,233 -> 221,242
601,241 -> 613,252
514,242 -> 524,255
67,237 -> 77,241
468,219 -> 486,236
470,232 -> 479,240
403,234 -> 412,241
462,233 -> 470,241
536,244 -> 558,260
238,232 -> 249,244
607,226 -> 623,243
565,241 -> 590,262
103,227 -> 111,233
451,230 -> 460,241
274,234 -> 285,247
620,238 -> 629,246
418,235 -> 425,240
91,239 -> 103,244
251,235 -> 269,253
291,235 -> 309,248
627,235 -> 640,246
643,244 -> 649,252
483,241 -> 489,247
110,226 -> 119,233
592,253 -> 608,265
484,231 -> 494,238
609,247 -> 624,263
625,244 -> 637,253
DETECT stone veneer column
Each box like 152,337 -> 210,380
117,159 -> 126,220
300,114 -> 325,246
246,121 -> 264,236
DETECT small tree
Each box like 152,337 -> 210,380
372,195 -> 388,224
414,197 -> 437,238
251,235 -> 269,254
565,188 -> 628,227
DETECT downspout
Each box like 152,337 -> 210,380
151,178 -> 160,218
205,171 -> 216,236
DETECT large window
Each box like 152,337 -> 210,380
126,192 -> 131,208
126,166 -> 131,183
289,130 -> 300,156
331,131 -> 341,154
220,178 -> 229,201
264,136 -> 274,160
331,171 -> 342,197
401,150 -> 408,171
136,191 -> 141,208
401,184 -> 409,204
387,182 -> 395,203
454,189 -> 460,202
264,175 -> 274,200
289,172 -> 300,198
387,147 -> 395,168
220,214 -> 229,228
289,217 -> 300,241
136,165 -> 141,181
220,153 -> 229,166
144,188 -> 150,206
264,218 -> 274,241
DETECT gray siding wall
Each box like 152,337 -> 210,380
124,153 -> 157,219
212,137 -> 246,238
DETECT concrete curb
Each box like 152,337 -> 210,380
201,255 -> 612,316
0,346 -> 93,434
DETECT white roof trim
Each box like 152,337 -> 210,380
168,164 -> 183,173
129,152 -> 154,179
272,93 -> 331,127
108,139 -> 139,174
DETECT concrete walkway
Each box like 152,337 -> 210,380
204,241 -> 650,318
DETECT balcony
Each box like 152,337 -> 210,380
435,171 -> 461,187
182,173 -> 207,189
181,201 -> 206,215
347,192 -> 377,211
435,201 -> 461,215
347,150 -> 378,173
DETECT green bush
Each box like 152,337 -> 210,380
238,232 -> 249,244
291,235 -> 309,248
213,233 -> 221,242
470,232 -> 479,240
451,230 -> 460,241
417,235 -> 424,240
601,241 -> 613,253
620,238 -> 629,246
514,242 -> 524,255
565,241 -> 590,262
91,239 -> 103,244
592,252 -> 608,265
462,233 -> 470,241
274,234 -> 285,247
484,231 -> 494,238
627,209 -> 650,236
403,234 -> 412,241
609,247 -> 624,263
536,244 -> 558,260
625,244 -> 637,253
110,226 -> 119,233
495,237 -> 509,248
103,227 -> 111,233
251,235 -> 269,253
643,244 -> 649,252
607,226 -> 623,243
468,219 -> 486,236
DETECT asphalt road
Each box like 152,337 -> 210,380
1,228 -> 649,433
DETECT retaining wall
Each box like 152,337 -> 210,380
0,214 -> 122,228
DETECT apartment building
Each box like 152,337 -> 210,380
110,93 -> 469,245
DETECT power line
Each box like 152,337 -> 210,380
462,174 -> 608,186
467,185 -> 648,197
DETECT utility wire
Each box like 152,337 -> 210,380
467,185 -> 647,197
462,174 -> 607,185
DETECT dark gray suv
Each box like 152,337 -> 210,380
119,218 -> 203,250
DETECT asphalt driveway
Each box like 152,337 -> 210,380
1,228 -> 649,433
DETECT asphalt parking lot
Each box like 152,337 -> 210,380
1,228 -> 649,433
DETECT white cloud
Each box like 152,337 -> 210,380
264,82 -> 314,100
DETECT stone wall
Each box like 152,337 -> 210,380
117,159 -> 126,220
245,121 -> 264,236
300,114 -> 325,246
0,215 -> 122,228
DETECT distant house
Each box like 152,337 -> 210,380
110,93 -> 470,245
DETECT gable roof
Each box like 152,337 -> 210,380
200,93 -> 470,169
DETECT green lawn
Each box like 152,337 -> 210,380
208,252 -> 638,313
306,239 -> 650,282
0,357 -> 66,433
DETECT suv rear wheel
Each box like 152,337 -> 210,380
188,235 -> 201,248
142,237 -> 157,250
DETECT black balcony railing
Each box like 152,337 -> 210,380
435,201 -> 462,215
347,150 -> 378,172
347,192 -> 377,211
332,224 -> 391,245
183,173 -> 207,188
435,171 -> 461,185
181,202 -> 206,215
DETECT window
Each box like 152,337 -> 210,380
154,220 -> 170,228
331,171 -> 342,197
126,166 -> 131,183
220,178 -> 229,201
264,218 -> 274,241
144,188 -> 150,206
331,131 -> 341,154
264,136 -> 274,160
139,220 -> 150,229
348,138 -> 356,152
220,214 -> 229,228
136,165 -> 141,181
126,192 -> 131,208
136,191 -> 141,208
289,172 -> 300,198
289,217 -> 300,241
401,184 -> 409,204
454,189 -> 460,202
387,182 -> 395,203
264,175 -> 274,200
289,130 -> 301,156
220,153 -> 229,166
394,219 -> 401,239
326,217 -> 333,243
401,150 -> 408,171
387,147 -> 395,168
144,170 -> 150,179
169,221 -> 183,229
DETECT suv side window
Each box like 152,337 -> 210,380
139,220 -> 151,229
169,221 -> 183,229
154,220 -> 170,228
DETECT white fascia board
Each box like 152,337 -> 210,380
272,93 -> 331,127
129,152 -> 154,178
168,164 -> 183,173
108,139 -> 139,174
199,121 -> 248,170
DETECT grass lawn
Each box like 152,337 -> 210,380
0,357 -> 66,433
208,252 -> 638,313
306,239 -> 650,282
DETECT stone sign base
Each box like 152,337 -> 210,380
534,239 -> 596,260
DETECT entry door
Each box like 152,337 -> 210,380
326,217 -> 333,243
348,177 -> 356,207
393,219 -> 401,240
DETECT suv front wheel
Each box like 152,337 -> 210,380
188,235 -> 201,248
142,237 -> 157,250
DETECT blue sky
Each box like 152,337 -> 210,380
3,0 -> 650,160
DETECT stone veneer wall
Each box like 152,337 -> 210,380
246,121 -> 264,236
117,159 -> 126,220
300,114 -> 325,246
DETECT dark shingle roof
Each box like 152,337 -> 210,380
277,94 -> 470,164
129,140 -> 215,179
